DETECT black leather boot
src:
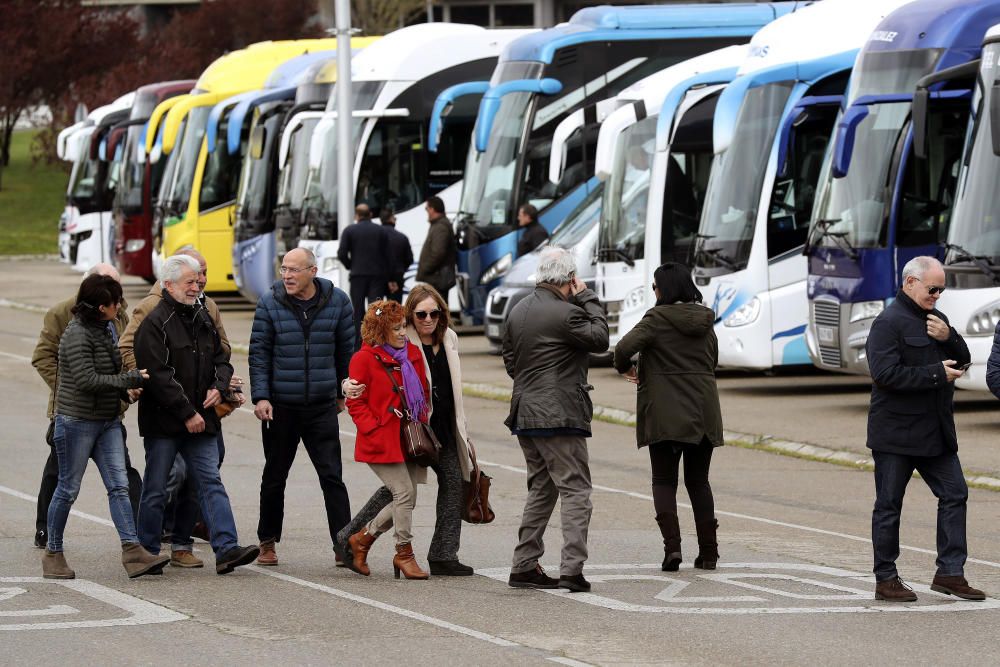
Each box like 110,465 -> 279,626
694,518 -> 719,570
655,512 -> 682,571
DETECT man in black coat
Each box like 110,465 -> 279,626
516,203 -> 548,257
380,207 -> 413,303
865,256 -> 983,602
338,204 -> 387,339
416,196 -> 456,298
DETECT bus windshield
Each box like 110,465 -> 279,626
551,181 -> 603,248
599,114 -> 656,261
235,107 -> 286,238
117,124 -> 145,214
165,108 -> 208,214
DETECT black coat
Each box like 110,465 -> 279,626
338,218 -> 388,277
383,224 -> 414,284
134,292 -> 234,437
517,221 -> 549,256
417,216 -> 456,294
865,291 -> 970,456
502,285 -> 609,433
56,318 -> 142,420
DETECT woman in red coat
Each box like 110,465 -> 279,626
346,300 -> 431,579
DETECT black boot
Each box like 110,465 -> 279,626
655,512 -> 682,572
694,518 -> 719,570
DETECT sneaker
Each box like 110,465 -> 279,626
33,530 -> 46,549
931,575 -> 986,601
558,573 -> 591,593
508,564 -> 559,589
874,576 -> 917,602
170,551 -> 204,568
216,545 -> 260,575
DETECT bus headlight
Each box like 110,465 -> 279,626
480,253 -> 513,285
966,301 -> 1000,336
849,300 -> 884,323
723,297 -> 760,327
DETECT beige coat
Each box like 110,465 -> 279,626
407,325 -> 472,481
119,282 -> 230,371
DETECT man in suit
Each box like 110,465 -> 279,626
380,207 -> 413,303
338,204 -> 387,341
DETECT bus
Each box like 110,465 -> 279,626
805,0 -> 1000,376
454,3 -> 798,325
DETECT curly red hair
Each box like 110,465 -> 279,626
360,299 -> 406,347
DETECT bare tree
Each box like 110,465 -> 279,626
329,0 -> 427,35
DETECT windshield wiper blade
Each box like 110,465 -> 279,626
943,242 -> 1000,285
824,231 -> 859,261
601,247 -> 635,267
804,218 -> 841,256
702,247 -> 738,270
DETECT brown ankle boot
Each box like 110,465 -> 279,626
42,549 -> 75,579
347,528 -> 378,576
393,543 -> 429,580
122,543 -> 170,578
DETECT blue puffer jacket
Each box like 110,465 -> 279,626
249,278 -> 355,406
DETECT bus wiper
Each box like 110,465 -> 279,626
942,242 -> 1000,285
602,247 -> 635,267
809,218 -> 858,260
702,247 -> 738,270
804,218 -> 842,256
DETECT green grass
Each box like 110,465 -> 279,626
0,130 -> 67,255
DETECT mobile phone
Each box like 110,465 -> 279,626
957,362 -> 972,371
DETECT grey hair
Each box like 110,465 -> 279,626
535,246 -> 577,286
901,256 -> 942,281
85,262 -> 120,282
161,254 -> 200,284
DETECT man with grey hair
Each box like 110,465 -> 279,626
502,246 -> 608,593
865,255 -> 983,602
134,254 -> 259,574
30,263 -> 141,549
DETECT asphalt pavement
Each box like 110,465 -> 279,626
2,259 -> 1000,666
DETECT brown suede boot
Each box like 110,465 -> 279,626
347,528 -> 378,576
393,543 -> 429,580
122,543 -> 170,578
42,550 -> 75,579
694,518 -> 719,570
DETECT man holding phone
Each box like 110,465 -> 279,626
864,256 -> 983,602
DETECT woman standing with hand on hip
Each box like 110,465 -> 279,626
613,263 -> 724,572
345,300 -> 431,579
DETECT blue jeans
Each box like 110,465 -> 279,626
872,450 -> 968,581
138,434 -> 238,557
47,416 -> 137,552
169,431 -> 226,553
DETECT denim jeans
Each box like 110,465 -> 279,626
47,416 -> 137,552
169,431 -> 226,553
138,434 -> 239,557
872,450 -> 969,581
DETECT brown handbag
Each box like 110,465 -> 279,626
380,362 -> 441,467
462,439 -> 495,524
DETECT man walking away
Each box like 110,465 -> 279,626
866,256 -> 983,602
502,247 -> 609,593
249,247 -> 355,567
416,196 -> 456,300
381,207 -> 413,303
338,203 -> 388,340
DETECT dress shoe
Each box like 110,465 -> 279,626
428,560 -> 474,576
874,576 -> 917,602
257,539 -> 278,566
170,550 -> 204,568
34,530 -> 47,549
122,543 -> 170,578
931,575 -> 986,601
216,545 -> 260,575
392,543 -> 429,580
508,564 -> 559,589
558,574 -> 591,593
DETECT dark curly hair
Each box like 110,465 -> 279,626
360,299 -> 406,347
72,274 -> 122,325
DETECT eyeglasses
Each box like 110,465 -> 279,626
651,283 -> 659,291
915,277 -> 946,296
414,310 -> 441,321
279,265 -> 315,275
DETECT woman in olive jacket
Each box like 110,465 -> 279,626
613,262 -> 723,572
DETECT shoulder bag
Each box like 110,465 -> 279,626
380,361 -> 441,467
462,439 -> 495,524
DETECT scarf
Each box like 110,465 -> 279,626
380,343 -> 427,420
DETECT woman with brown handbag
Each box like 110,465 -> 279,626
345,300 -> 431,579
339,284 -> 478,576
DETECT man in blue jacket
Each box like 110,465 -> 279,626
249,247 -> 355,567
865,256 -> 983,602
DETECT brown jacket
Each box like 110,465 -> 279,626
119,282 -> 230,371
32,295 -> 130,419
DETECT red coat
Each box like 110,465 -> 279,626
347,342 -> 429,464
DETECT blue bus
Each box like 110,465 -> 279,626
453,2 -> 799,324
805,0 -> 1000,375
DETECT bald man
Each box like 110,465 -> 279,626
30,263 -> 141,548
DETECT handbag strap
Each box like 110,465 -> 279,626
378,358 -> 408,419
466,437 -> 482,478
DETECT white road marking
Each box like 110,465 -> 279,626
247,566 -> 594,666
0,587 -> 78,617
0,485 -> 113,527
0,578 -> 186,630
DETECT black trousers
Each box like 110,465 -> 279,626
257,402 -> 351,545
349,275 -> 387,343
36,419 -> 141,533
648,440 -> 715,524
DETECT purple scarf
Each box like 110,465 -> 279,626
380,343 -> 427,420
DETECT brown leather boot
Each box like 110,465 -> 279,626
347,528 -> 378,576
393,543 -> 429,580
42,550 -> 75,579
931,575 -> 986,600
694,518 -> 719,570
875,576 -> 918,602
257,539 -> 278,566
121,543 -> 170,578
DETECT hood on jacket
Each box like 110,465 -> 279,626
657,303 -> 715,337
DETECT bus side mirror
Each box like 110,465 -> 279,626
250,126 -> 267,160
912,88 -> 929,160
991,82 -> 1000,157
832,105 -> 868,179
